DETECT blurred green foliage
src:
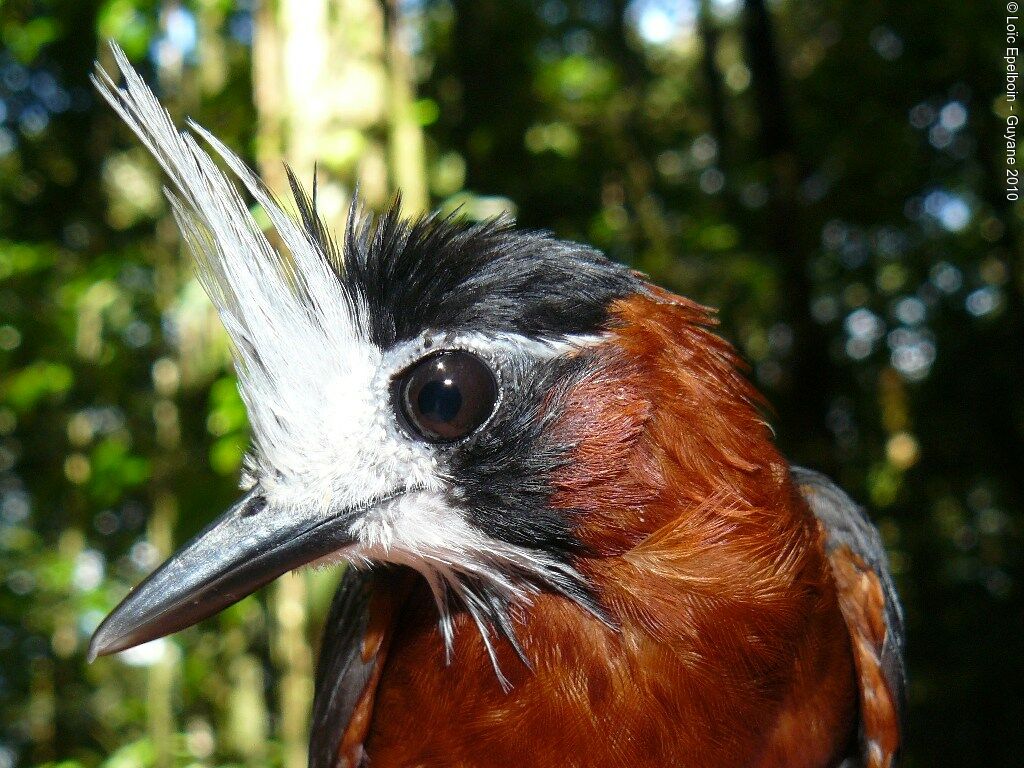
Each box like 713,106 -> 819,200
0,1 -> 1021,767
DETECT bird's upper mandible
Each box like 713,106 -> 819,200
91,45 -> 905,768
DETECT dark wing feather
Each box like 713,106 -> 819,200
792,466 -> 906,768
309,567 -> 385,768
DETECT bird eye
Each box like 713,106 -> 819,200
395,350 -> 498,443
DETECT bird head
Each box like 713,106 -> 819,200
88,48 -> 636,662
88,49 -> 805,681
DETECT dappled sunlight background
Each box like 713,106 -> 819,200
0,1 -> 1019,767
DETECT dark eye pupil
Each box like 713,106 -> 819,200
396,351 -> 498,443
417,380 -> 463,423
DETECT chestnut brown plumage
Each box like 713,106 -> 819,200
324,292 -> 902,768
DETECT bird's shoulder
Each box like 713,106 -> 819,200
792,466 -> 906,768
309,567 -> 411,768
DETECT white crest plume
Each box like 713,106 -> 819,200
92,45 -> 381,505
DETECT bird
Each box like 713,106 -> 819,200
88,46 -> 905,768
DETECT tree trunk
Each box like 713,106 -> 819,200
698,0 -> 729,167
741,0 -> 832,464
253,0 -> 427,233
384,0 -> 429,213
146,493 -> 178,768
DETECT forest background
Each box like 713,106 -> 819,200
0,1 -> 1020,767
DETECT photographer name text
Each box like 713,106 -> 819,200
1008,7 -> 1020,200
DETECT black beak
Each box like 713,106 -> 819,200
88,487 -> 368,660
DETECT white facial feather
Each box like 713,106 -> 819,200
95,46 -> 602,679
93,45 -> 439,512
346,491 -> 589,687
